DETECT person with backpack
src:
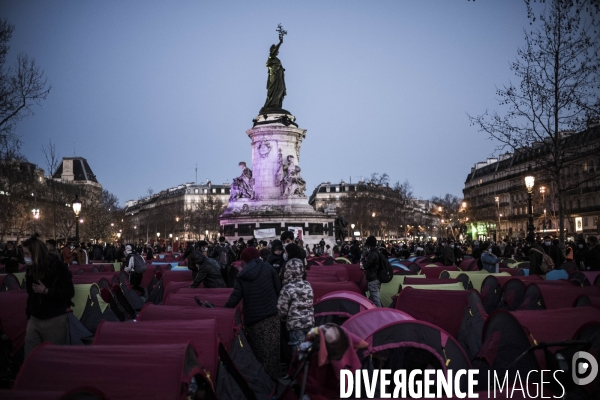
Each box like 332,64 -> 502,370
123,245 -> 146,294
527,236 -> 550,276
211,236 -> 236,286
189,249 -> 227,289
361,236 -> 382,307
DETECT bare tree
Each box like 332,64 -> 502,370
41,140 -> 60,241
469,0 -> 600,245
0,19 -> 51,162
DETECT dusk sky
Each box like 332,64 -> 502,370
3,1 -> 536,205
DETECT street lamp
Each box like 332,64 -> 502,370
117,232 -> 121,239
32,208 -> 40,232
205,229 -> 209,240
495,196 -> 501,241
72,194 -> 82,242
525,168 -> 535,239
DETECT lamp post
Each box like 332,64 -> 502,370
205,229 -> 209,240
72,194 -> 82,242
495,196 -> 500,241
32,208 -> 40,232
156,232 -> 160,246
350,223 -> 355,238
543,209 -> 547,232
525,169 -> 536,239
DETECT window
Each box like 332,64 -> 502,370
204,189 -> 208,194
212,189 -> 216,193
584,217 -> 589,227
194,189 -> 198,194
221,189 -> 225,194
335,187 -> 340,192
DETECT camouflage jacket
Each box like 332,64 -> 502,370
277,258 -> 314,331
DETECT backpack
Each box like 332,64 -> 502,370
376,251 -> 394,284
218,245 -> 230,266
132,253 -> 147,273
530,248 -> 555,273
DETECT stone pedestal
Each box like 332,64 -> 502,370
220,112 -> 336,246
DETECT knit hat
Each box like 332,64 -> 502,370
271,239 -> 283,251
365,236 -> 377,247
241,247 -> 260,263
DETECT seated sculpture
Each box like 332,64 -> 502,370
230,162 -> 255,201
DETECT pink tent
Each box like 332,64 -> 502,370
14,343 -> 207,400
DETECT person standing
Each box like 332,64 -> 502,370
584,236 -> 600,271
527,237 -> 547,276
123,245 -> 145,294
443,240 -> 456,266
278,255 -> 314,355
362,236 -> 382,307
225,247 -> 281,378
23,234 -> 75,358
542,236 -> 564,268
61,242 -> 75,265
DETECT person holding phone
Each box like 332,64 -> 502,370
23,234 -> 75,357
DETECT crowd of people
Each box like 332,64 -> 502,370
2,230 -> 599,383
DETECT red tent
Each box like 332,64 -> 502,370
135,304 -> 272,398
343,308 -> 414,340
137,304 -> 240,350
176,287 -> 233,296
163,280 -> 194,300
94,319 -> 219,379
478,307 -> 600,377
420,265 -> 459,279
310,281 -> 362,300
306,265 -> 349,281
14,343 -> 207,400
520,283 -> 600,309
0,290 -> 28,354
165,292 -> 234,308
313,290 -> 373,325
570,270 -> 600,286
480,275 -> 542,313
340,264 -> 367,292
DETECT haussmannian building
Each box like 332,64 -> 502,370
462,124 -> 600,242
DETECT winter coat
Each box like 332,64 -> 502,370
481,251 -> 500,273
543,244 -> 564,268
189,251 -> 227,288
443,246 -> 455,266
211,244 -> 236,266
528,244 -> 546,276
267,252 -> 285,274
584,245 -> 600,271
224,258 -> 281,326
278,258 -> 314,331
26,254 -> 75,320
363,248 -> 380,282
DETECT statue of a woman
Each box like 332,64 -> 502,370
260,37 -> 286,114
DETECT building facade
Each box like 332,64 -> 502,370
309,181 -> 441,240
463,126 -> 600,242
123,181 -> 231,243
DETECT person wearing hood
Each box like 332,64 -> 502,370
583,236 -> 600,271
183,241 -> 208,279
23,234 -> 74,358
123,244 -> 145,294
225,247 -> 281,378
277,246 -> 314,354
574,237 -> 588,270
267,239 -> 285,274
362,236 -> 382,307
189,248 -> 227,289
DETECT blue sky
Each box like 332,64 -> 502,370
2,0 -> 534,204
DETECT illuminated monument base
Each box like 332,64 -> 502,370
219,113 -> 336,246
